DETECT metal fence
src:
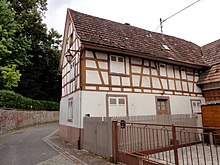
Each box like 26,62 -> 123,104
83,114 -> 198,161
114,121 -> 220,165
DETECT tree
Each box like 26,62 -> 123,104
17,28 -> 62,101
0,65 -> 21,90
0,0 -> 31,90
7,0 -> 62,101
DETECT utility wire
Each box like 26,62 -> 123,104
155,0 -> 201,32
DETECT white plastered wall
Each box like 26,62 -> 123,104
79,91 -> 205,128
59,91 -> 81,128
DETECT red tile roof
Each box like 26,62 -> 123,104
198,40 -> 220,84
198,63 -> 220,84
69,9 -> 207,68
202,39 -> 220,66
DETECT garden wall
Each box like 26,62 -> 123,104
0,108 -> 59,134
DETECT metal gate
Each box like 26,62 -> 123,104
83,117 -> 113,159
112,121 -> 220,165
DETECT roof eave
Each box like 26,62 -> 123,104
82,41 -> 210,70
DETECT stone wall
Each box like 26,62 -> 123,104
0,108 -> 59,134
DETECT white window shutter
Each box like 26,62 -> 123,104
110,55 -> 118,73
117,57 -> 125,74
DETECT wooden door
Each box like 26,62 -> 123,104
108,97 -> 127,117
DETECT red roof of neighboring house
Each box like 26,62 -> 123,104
202,39 -> 220,66
197,40 -> 220,84
198,63 -> 220,84
69,9 -> 207,68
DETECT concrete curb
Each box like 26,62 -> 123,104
42,129 -> 87,165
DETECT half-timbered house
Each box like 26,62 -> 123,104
59,9 -> 209,147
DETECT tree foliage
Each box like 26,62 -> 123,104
0,0 -> 31,90
17,28 -> 62,101
0,65 -> 21,90
0,0 -> 62,101
0,90 -> 59,111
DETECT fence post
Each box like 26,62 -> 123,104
172,124 -> 179,165
112,120 -> 118,163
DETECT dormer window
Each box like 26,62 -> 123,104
110,55 -> 125,74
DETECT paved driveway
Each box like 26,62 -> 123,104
0,122 -> 59,165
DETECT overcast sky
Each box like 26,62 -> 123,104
44,0 -> 220,46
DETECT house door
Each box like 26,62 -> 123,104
191,100 -> 201,114
108,96 -> 127,117
191,100 -> 202,127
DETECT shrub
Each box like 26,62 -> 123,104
0,90 -> 59,111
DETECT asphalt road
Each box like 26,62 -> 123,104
0,122 -> 59,165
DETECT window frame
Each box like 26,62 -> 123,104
190,99 -> 201,114
69,59 -> 76,82
155,96 -> 171,115
159,63 -> 167,77
106,94 -> 128,117
68,22 -> 73,37
109,55 -> 126,75
67,97 -> 73,122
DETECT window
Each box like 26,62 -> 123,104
67,98 -> 73,122
118,57 -> 124,63
159,63 -> 167,77
156,97 -> 170,115
110,98 -> 117,105
110,55 -> 125,74
111,56 -> 117,61
191,100 -> 201,114
107,95 -> 127,117
181,67 -> 186,79
109,97 -> 126,106
69,61 -> 75,81
118,98 -> 125,105
68,23 -> 72,37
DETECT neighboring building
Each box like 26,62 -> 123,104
59,9 -> 208,147
198,40 -> 220,128
199,39 -> 220,101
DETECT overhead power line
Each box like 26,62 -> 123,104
155,0 -> 202,33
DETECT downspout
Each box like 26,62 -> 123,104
78,87 -> 82,149
78,48 -> 83,149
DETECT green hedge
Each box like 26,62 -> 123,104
0,90 -> 59,111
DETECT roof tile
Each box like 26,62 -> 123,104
198,40 -> 220,84
69,9 -> 207,67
